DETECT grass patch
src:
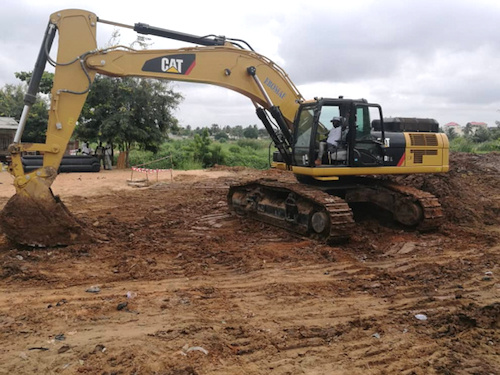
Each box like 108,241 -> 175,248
128,138 -> 273,170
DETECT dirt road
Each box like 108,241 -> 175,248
0,153 -> 499,374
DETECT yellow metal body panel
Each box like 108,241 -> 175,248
270,161 -> 288,170
45,10 -> 98,169
401,133 -> 449,168
293,164 -> 449,178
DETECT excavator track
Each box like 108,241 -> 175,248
228,178 -> 355,243
381,182 -> 443,231
343,178 -> 443,232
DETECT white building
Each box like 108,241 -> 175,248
443,122 -> 463,135
465,122 -> 488,134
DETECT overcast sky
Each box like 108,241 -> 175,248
2,0 -> 500,128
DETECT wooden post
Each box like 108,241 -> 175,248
170,153 -> 174,182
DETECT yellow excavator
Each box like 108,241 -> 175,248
0,9 -> 449,247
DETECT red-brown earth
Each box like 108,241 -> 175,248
0,152 -> 498,374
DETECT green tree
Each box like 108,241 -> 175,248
472,127 -> 491,143
172,125 -> 192,137
193,128 -> 212,167
192,127 -> 227,167
208,143 -> 226,165
23,100 -> 50,143
214,131 -> 229,141
231,125 -> 244,138
463,123 -> 473,138
243,124 -> 259,139
209,123 -> 220,135
14,71 -> 54,94
0,81 -> 49,143
490,124 -> 500,140
16,71 -> 54,143
76,75 -> 182,166
444,126 -> 458,141
0,84 -> 24,118
258,127 -> 270,139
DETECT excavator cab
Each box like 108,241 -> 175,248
292,98 -> 385,169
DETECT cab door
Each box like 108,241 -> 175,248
350,104 -> 385,167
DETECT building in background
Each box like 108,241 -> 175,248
443,122 -> 463,135
465,122 -> 488,135
0,117 -> 18,163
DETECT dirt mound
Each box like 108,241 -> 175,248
391,152 -> 500,228
0,193 -> 91,247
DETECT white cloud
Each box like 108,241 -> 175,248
1,0 -> 500,127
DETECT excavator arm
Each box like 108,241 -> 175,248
15,9 -> 303,184
1,9 -> 303,246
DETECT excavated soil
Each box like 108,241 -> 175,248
0,194 -> 90,247
0,153 -> 499,374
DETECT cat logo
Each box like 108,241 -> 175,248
142,54 -> 196,75
161,58 -> 183,73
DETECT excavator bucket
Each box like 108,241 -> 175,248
0,176 -> 88,247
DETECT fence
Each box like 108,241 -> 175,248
130,155 -> 173,183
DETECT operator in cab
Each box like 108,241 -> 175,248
315,116 -> 346,165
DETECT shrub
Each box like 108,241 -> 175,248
475,140 -> 500,152
225,152 -> 269,169
125,137 -> 273,171
214,132 -> 229,141
228,145 -> 241,153
450,137 -> 475,153
237,139 -> 264,150
208,143 -> 227,166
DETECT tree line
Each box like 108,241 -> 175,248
0,72 -> 270,166
173,123 -> 268,140
444,123 -> 500,152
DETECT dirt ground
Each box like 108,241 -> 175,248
0,153 -> 499,375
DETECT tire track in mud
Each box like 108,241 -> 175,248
0,232 -> 498,374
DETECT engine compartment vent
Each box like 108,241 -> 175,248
410,134 -> 439,147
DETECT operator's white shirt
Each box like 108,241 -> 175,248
327,126 -> 342,147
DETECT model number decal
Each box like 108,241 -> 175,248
264,77 -> 286,99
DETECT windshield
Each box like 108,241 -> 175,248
293,103 -> 345,166
293,106 -> 315,165
295,107 -> 315,148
